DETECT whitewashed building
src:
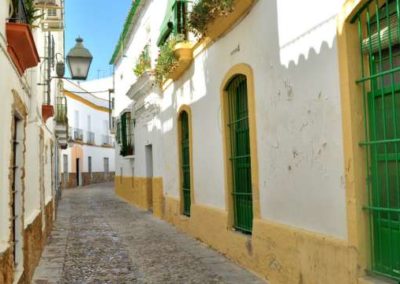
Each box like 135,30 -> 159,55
0,0 -> 66,282
109,0 -> 400,283
61,78 -> 115,188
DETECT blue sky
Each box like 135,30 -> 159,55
65,0 -> 131,80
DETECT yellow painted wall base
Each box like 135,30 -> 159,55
115,177 -> 359,283
152,178 -> 164,219
164,197 -> 359,284
115,176 -> 164,216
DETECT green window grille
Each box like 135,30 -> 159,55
227,75 -> 253,234
120,112 -> 133,156
157,0 -> 188,46
180,111 -> 191,216
353,0 -> 400,280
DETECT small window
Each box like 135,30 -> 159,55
157,0 -> 188,46
48,8 -> 57,17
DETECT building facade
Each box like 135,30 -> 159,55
61,78 -> 115,188
111,0 -> 400,283
0,0 -> 66,282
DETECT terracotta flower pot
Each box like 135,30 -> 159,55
6,23 -> 40,75
42,104 -> 54,123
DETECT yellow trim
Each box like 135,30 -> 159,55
220,64 -> 261,229
115,176 -> 164,216
64,90 -> 110,113
337,0 -> 386,278
177,105 -> 195,215
65,80 -> 110,102
169,43 -> 194,81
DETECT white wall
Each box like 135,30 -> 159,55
82,145 -> 115,173
61,81 -> 116,174
0,0 -> 61,249
114,0 -> 348,239
64,91 -> 111,145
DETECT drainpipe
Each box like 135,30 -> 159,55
47,31 -> 51,105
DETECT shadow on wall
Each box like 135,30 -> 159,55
158,0 -> 347,237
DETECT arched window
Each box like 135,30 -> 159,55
226,74 -> 253,234
353,0 -> 400,279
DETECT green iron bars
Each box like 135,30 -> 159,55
227,75 -> 253,234
354,0 -> 400,280
180,110 -> 191,216
120,112 -> 134,157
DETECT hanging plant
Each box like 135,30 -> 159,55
155,36 -> 182,85
133,45 -> 151,77
24,0 -> 42,26
189,0 -> 234,37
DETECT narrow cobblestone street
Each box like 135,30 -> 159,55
32,183 -> 264,284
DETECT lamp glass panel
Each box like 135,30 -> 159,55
67,57 -> 91,80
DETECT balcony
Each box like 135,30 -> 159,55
102,135 -> 113,146
6,0 -> 40,75
168,42 -> 194,81
55,96 -> 67,124
70,128 -> 83,142
190,0 -> 256,41
55,96 -> 68,149
87,132 -> 95,145
34,0 -> 64,31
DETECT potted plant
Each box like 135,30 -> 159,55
134,45 -> 152,77
155,35 -> 194,84
155,37 -> 179,85
6,0 -> 40,75
189,0 -> 234,37
189,0 -> 254,40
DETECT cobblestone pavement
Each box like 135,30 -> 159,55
33,183 -> 265,284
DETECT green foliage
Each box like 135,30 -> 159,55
11,0 -> 41,25
189,0 -> 234,37
133,45 -> 151,77
155,37 -> 180,85
23,0 -> 42,25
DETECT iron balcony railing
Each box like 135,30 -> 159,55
102,135 -> 112,146
87,131 -> 95,144
9,0 -> 28,24
55,96 -> 67,124
70,128 -> 83,141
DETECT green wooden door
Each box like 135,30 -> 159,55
180,111 -> 191,216
227,75 -> 253,234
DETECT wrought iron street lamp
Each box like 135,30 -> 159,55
66,37 -> 93,80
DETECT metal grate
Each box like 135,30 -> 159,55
174,0 -> 188,38
120,113 -> 134,156
180,111 -> 191,216
354,0 -> 400,280
227,75 -> 253,234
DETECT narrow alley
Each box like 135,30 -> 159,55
32,183 -> 264,284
